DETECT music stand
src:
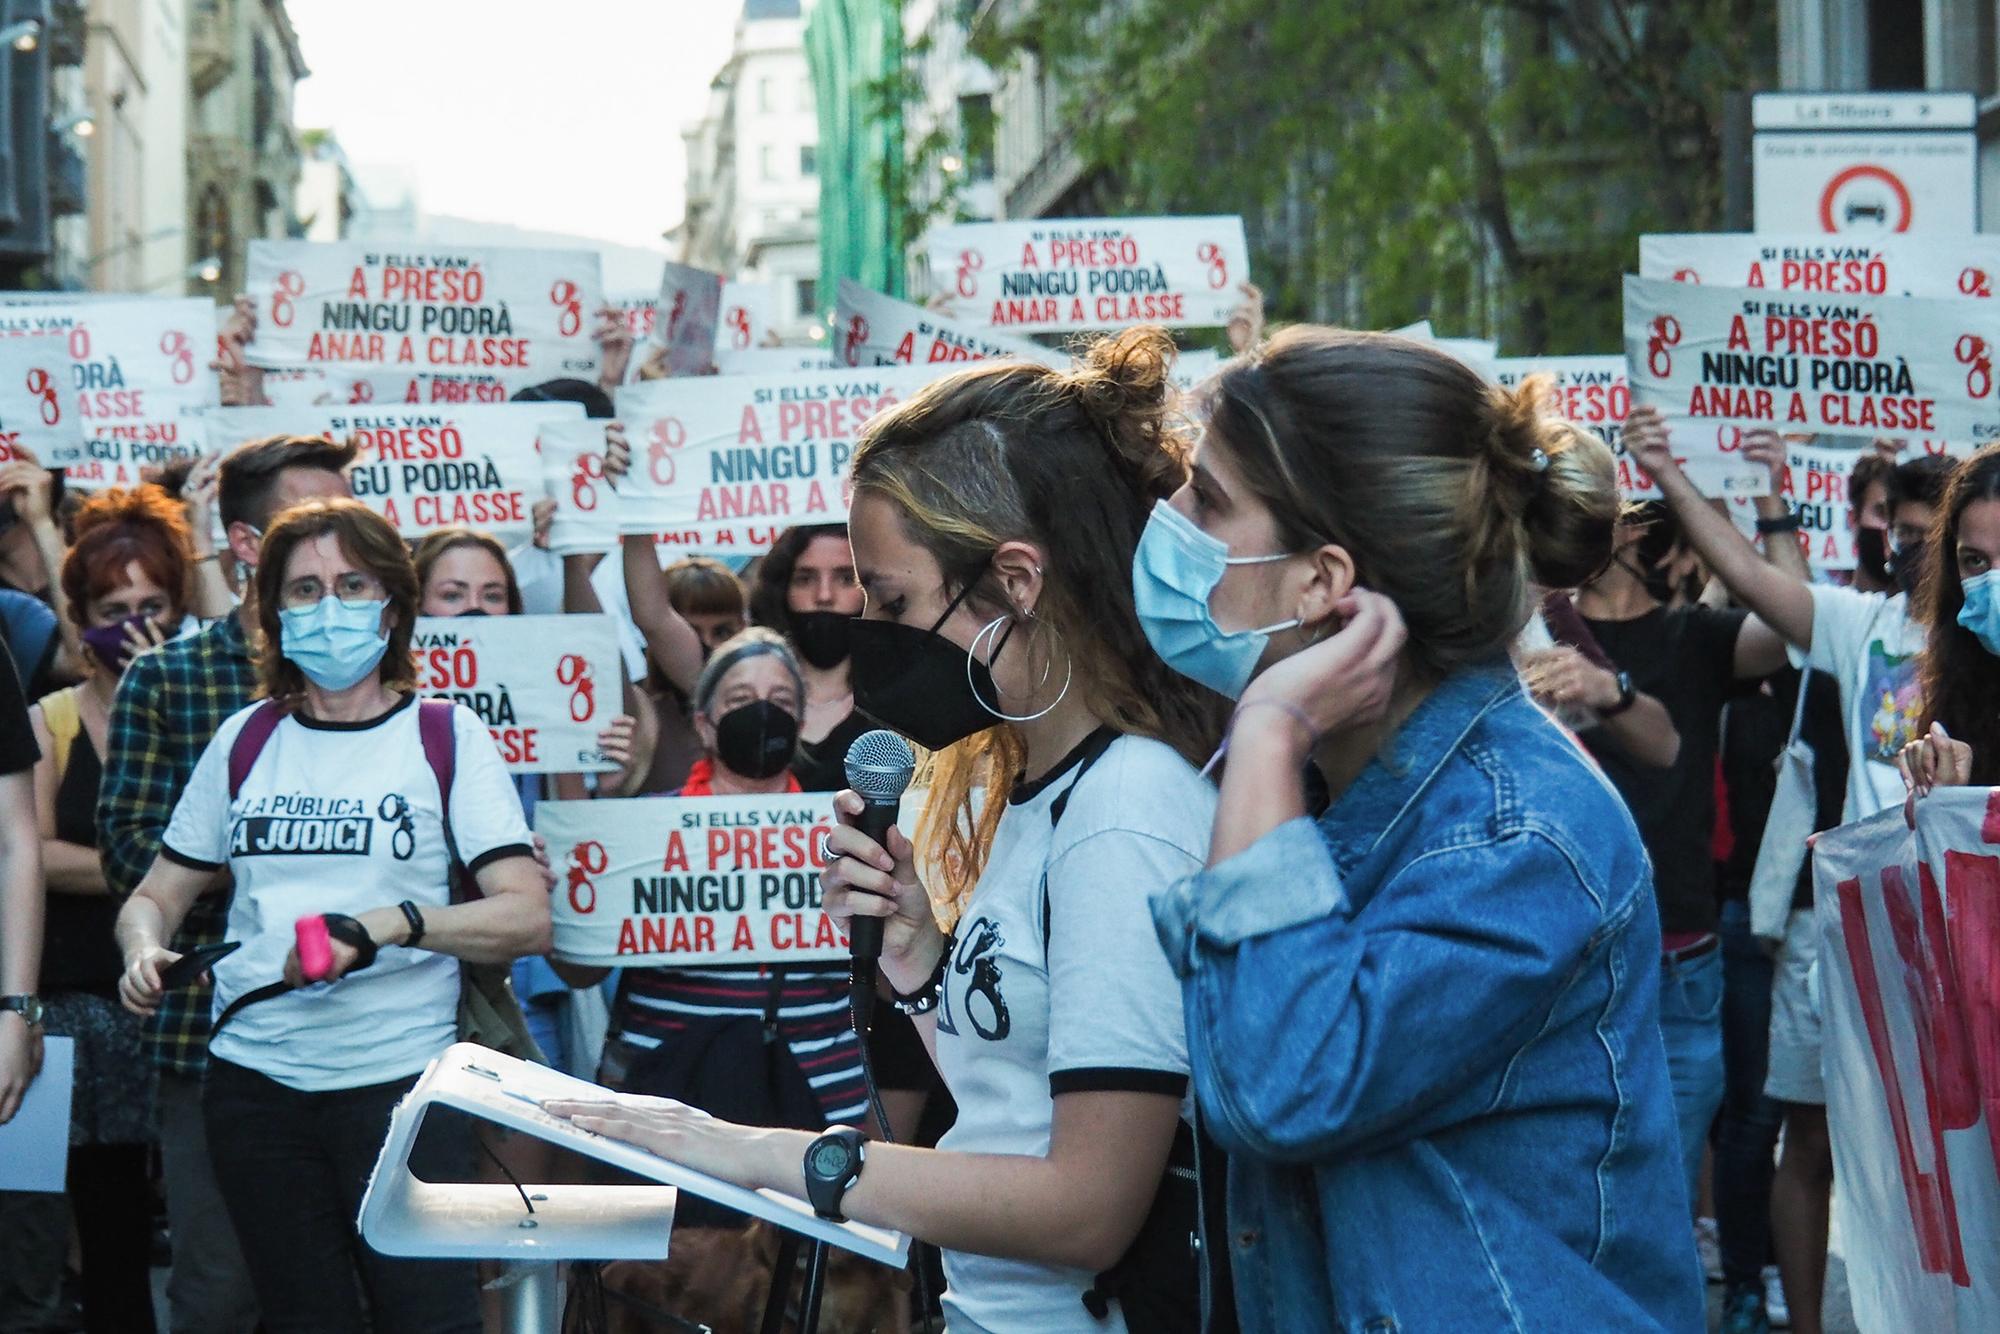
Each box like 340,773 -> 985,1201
359,1043 -> 909,1334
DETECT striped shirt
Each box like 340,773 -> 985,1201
98,612 -> 258,1078
608,758 -> 865,1125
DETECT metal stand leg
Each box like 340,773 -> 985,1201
760,1231 -> 803,1334
797,1240 -> 829,1333
494,1260 -> 562,1334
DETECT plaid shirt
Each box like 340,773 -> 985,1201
99,611 -> 258,1078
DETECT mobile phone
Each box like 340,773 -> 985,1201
161,940 -> 241,990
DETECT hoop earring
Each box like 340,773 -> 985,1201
968,614 -> 1072,723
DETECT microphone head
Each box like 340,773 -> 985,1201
845,729 -> 916,802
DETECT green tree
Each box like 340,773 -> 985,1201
973,0 -> 1775,354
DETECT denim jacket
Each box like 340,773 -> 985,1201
1152,661 -> 1703,1333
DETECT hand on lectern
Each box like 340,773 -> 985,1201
544,1094 -> 802,1195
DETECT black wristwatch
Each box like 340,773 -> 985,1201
802,1127 -> 868,1221
1602,669 -> 1637,717
1755,510 -> 1803,534
0,995 -> 45,1027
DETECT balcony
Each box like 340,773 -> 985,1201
189,0 -> 236,98
190,133 -> 252,189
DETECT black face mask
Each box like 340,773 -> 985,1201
1891,538 -> 1929,598
455,608 -> 491,617
848,580 -> 1013,752
788,609 -> 852,670
712,699 -> 800,780
1854,526 -> 1891,586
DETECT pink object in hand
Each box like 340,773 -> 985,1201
296,915 -> 334,983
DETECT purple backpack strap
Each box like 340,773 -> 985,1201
416,698 -> 479,903
226,700 -> 290,801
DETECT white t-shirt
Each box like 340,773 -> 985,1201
932,733 -> 1213,1334
163,695 -> 532,1092
1797,584 -> 1926,822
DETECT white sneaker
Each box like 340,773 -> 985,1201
1764,1266 -> 1791,1327
1696,1217 -> 1722,1284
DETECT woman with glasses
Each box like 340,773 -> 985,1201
114,499 -> 550,1334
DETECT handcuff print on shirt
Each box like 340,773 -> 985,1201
935,916 -> 1010,1042
376,794 -> 416,861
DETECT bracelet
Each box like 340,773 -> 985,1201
1755,510 -> 1803,534
1230,699 -> 1319,745
889,936 -> 953,1017
397,900 -> 427,951
192,551 -> 220,563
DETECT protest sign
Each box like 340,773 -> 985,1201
1779,441 -> 1859,571
1622,275 -> 2000,447
1172,348 -> 1224,392
716,280 -> 775,356
612,366 -> 939,553
925,215 -> 1250,333
654,261 -> 724,376
0,330 -> 81,463
1813,792 -> 2000,1332
259,367 -> 514,409
412,614 -> 618,774
0,298 -> 218,486
207,402 -> 583,547
244,241 -> 604,386
540,794 -> 846,966
1641,233 -> 2000,299
713,347 -> 837,375
537,417 -> 617,554
608,291 -> 657,345
834,278 -> 1058,369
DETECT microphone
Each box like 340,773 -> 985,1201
842,730 -> 917,1008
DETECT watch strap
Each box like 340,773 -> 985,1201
1601,670 -> 1637,718
803,1127 -> 867,1221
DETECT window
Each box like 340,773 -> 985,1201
799,144 -> 816,176
761,145 -> 779,180
796,278 -> 818,317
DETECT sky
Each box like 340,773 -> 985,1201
288,1 -> 741,256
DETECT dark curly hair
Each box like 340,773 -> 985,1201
1914,445 -> 2000,786
749,523 -> 850,631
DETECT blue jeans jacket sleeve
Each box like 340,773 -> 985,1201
1155,818 -> 1622,1164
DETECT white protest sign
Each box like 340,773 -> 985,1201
540,794 -> 847,967
1779,442 -> 1859,572
413,614 -> 619,774
1622,274 -> 2000,447
926,215 -> 1250,333
259,367 -> 515,409
655,261 -> 724,376
714,347 -> 837,375
537,417 -> 617,554
0,331 -> 81,463
834,278 -> 1058,370
1813,791 -> 2000,1333
207,402 -> 583,547
244,241 -> 604,386
608,291 -> 657,346
1641,233 -> 2000,299
1172,348 -> 1224,393
611,366 -> 939,554
716,280 -> 775,356
0,298 -> 218,486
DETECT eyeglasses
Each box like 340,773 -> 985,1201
279,570 -> 385,610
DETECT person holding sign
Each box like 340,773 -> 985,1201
550,329 -> 1227,1333
113,499 -> 548,1334
1900,446 -> 2000,793
1139,329 -> 1699,1329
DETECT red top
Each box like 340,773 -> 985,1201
675,756 -> 803,798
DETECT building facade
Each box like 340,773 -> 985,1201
185,0 -> 306,297
804,0 -> 902,306
674,0 -> 822,343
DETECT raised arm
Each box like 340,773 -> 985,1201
1628,406 -> 1816,650
97,656 -> 175,899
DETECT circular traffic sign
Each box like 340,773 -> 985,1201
1818,164 -> 1914,233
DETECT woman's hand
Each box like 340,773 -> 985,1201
602,422 -> 630,486
594,305 -> 634,392
1739,429 -> 1786,493
635,344 -> 672,381
821,790 -> 944,991
119,944 -> 181,1017
121,615 -> 170,664
1235,589 -> 1407,745
0,1011 -> 43,1124
1625,404 -> 1680,482
0,454 -> 54,532
1899,722 -> 1974,798
531,497 -> 557,550
1226,282 -> 1265,354
183,452 -> 222,553
597,714 -> 638,771
1518,644 -> 1620,714
542,1094 -> 791,1187
281,923 -> 371,988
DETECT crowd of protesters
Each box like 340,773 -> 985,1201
0,284 -> 1994,1334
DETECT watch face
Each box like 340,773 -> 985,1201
808,1138 -> 855,1180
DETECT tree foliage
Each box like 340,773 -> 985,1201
973,0 -> 1775,353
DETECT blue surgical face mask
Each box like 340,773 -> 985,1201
279,596 -> 391,690
1957,569 -> 2000,656
1132,500 -> 1299,698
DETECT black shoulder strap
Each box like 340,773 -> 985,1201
1041,728 -> 1121,956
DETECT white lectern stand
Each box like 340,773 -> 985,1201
359,1043 -> 908,1334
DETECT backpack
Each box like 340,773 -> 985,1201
216,696 -> 543,1062
1042,730 -> 1237,1334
